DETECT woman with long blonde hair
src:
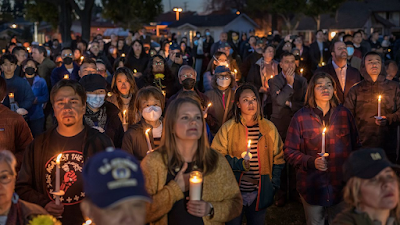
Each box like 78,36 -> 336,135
141,97 -> 242,225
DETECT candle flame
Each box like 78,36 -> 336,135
84,220 -> 93,225
122,53 -> 126,57
123,110 -> 127,116
234,69 -> 237,73
300,68 -> 304,73
162,91 -> 166,96
378,95 -> 382,100
323,127 -> 327,134
8,93 -> 13,97
56,153 -> 62,164
80,56 -> 84,60
107,92 -> 112,97
207,103 -> 212,107
248,139 -> 251,148
145,128 -> 151,134
270,75 -> 273,79
63,74 -> 69,79
133,69 -> 137,73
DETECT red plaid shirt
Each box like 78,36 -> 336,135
284,105 -> 360,206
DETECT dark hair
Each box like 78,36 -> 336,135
343,34 -> 352,42
11,46 -> 26,55
133,86 -> 165,123
32,45 -> 47,57
80,58 -> 96,67
353,31 -> 362,37
50,79 -> 86,105
127,40 -> 146,59
52,39 -> 59,42
143,55 -> 174,84
21,58 -> 39,76
385,60 -> 397,69
330,41 -> 345,53
280,51 -> 295,60
61,47 -> 73,53
232,83 -> 263,123
0,53 -> 18,65
0,76 -> 6,101
315,29 -> 323,35
305,72 -> 340,107
113,57 -> 125,71
210,71 -> 236,90
206,52 -> 227,73
263,44 -> 276,55
78,40 -> 88,48
360,51 -> 386,77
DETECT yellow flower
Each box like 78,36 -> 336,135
28,215 -> 61,225
154,73 -> 165,79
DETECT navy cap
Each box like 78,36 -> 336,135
214,65 -> 231,74
343,148 -> 400,182
169,42 -> 180,50
218,42 -> 231,49
79,74 -> 107,92
83,148 -> 151,208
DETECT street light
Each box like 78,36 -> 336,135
173,7 -> 183,21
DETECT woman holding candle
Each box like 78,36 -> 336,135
124,40 -> 149,79
211,83 -> 285,225
205,66 -> 236,136
141,97 -> 242,225
284,72 -> 360,225
122,86 -> 165,160
22,58 -> 49,137
107,67 -> 138,127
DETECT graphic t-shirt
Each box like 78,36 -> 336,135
45,128 -> 86,225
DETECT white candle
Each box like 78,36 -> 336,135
122,110 -> 127,124
189,171 -> 203,200
378,95 -> 381,118
204,103 -> 212,113
162,91 -> 166,97
241,139 -> 253,160
321,127 -> 326,156
8,93 -> 14,103
63,74 -> 69,79
55,153 -> 62,205
145,128 -> 152,154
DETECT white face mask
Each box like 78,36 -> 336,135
217,78 -> 231,88
142,106 -> 162,122
86,94 -> 106,108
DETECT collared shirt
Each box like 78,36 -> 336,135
332,60 -> 347,91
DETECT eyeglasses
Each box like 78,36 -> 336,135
97,68 -> 106,73
153,61 -> 164,66
63,53 -> 73,57
216,75 -> 231,80
180,74 -> 195,79
0,172 -> 13,184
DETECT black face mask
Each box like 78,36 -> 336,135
63,57 -> 73,65
25,67 -> 35,75
182,78 -> 196,90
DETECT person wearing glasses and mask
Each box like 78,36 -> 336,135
80,74 -> 124,148
50,47 -> 80,87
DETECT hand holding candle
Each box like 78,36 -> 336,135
189,171 -> 203,200
8,93 -> 14,103
318,127 -> 329,158
241,140 -> 253,160
145,128 -> 153,154
63,74 -> 69,79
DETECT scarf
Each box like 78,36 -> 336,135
84,106 -> 107,133
6,200 -> 24,225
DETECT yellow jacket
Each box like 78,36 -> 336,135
211,117 -> 285,210
141,150 -> 243,225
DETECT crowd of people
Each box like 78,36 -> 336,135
0,28 -> 400,225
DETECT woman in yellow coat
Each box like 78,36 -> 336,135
141,97 -> 242,225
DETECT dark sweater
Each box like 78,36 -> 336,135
1,73 -> 35,110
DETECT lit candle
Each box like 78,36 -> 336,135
107,92 -> 112,97
145,128 -> 152,154
63,74 -> 69,79
300,68 -> 304,76
8,93 -> 14,103
27,47 -> 30,52
1,49 -> 5,54
241,139 -> 253,160
378,95 -> 381,118
204,103 -> 212,113
234,69 -> 237,78
189,171 -> 203,200
80,56 -> 84,63
121,53 -> 126,58
122,110 -> 127,124
162,91 -> 166,96
55,153 -> 62,205
318,127 -> 329,158
321,62 -> 325,66
133,69 -> 137,73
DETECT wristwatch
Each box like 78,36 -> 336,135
207,202 -> 214,217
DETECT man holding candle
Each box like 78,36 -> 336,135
16,79 -> 113,225
50,47 -> 80,87
345,52 -> 400,163
0,53 -> 35,115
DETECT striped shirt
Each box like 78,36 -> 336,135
240,124 -> 260,192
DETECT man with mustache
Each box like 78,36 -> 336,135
16,79 -> 113,225
345,52 -> 400,164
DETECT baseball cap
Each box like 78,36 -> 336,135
79,74 -> 107,92
214,66 -> 231,74
83,148 -> 151,208
343,148 -> 400,182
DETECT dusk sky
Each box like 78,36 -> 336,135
161,0 -> 206,13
